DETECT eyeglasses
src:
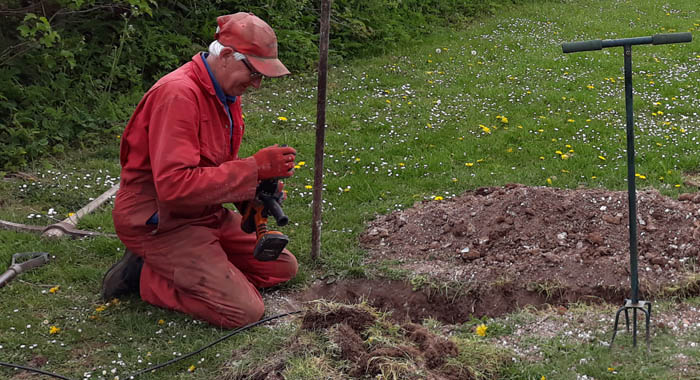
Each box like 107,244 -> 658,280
241,58 -> 263,80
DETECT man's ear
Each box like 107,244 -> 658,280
219,46 -> 234,59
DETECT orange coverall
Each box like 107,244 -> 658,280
113,53 -> 297,328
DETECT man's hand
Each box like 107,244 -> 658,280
252,145 -> 297,180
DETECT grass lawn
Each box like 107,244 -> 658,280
1,0 -> 699,378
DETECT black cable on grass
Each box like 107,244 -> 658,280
0,310 -> 301,380
0,362 -> 73,380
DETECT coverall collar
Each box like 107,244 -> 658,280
200,52 -> 237,105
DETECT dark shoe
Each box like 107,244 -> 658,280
101,248 -> 143,301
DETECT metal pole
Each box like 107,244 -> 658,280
623,44 -> 639,304
311,0 -> 331,261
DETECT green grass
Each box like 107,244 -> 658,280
2,0 -> 700,378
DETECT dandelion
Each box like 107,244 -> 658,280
297,161 -> 306,166
49,326 -> 61,334
500,116 -> 509,124
599,156 -> 606,161
305,185 -> 313,190
433,196 -> 444,201
158,319 -> 165,325
465,162 -> 474,167
561,154 -> 569,160
96,305 -> 107,312
541,376 -> 547,380
385,99 -> 391,104
608,367 -> 615,372
476,324 -> 488,336
49,286 -> 60,294
188,365 -> 196,372
539,156 -> 545,160
675,184 -> 681,188
355,158 -> 361,162
479,125 -> 491,134
555,150 -> 563,155
546,178 -> 553,185
277,116 -> 287,121
567,119 -> 575,123
587,85 -> 594,89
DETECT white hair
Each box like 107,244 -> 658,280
208,38 -> 246,61
208,40 -> 224,56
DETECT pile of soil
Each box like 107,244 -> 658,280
298,185 -> 700,323
360,184 -> 700,298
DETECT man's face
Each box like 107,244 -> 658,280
216,50 -> 263,96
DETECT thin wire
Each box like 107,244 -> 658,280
0,361 -> 74,380
0,310 -> 301,380
125,310 -> 301,379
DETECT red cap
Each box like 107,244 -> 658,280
215,12 -> 290,77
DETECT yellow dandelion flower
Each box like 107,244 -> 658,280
555,150 -> 563,155
599,156 -> 606,161
476,324 -> 488,336
608,367 -> 615,372
434,196 -> 444,201
95,305 -> 107,312
355,157 -> 361,162
49,326 -> 61,334
399,163 -> 405,167
479,125 -> 491,134
561,154 -> 569,160
277,116 -> 288,121
188,365 -> 196,372
465,162 -> 474,167
49,286 -> 60,294
158,319 -> 165,325
501,117 -> 509,123
541,376 -> 547,380
305,185 -> 313,190
567,119 -> 575,123
539,156 -> 545,160
592,176 -> 597,179
476,158 -> 485,163
386,99 -> 391,104
587,85 -> 594,89
538,129 -> 544,132
67,212 -> 75,217
298,161 -> 306,166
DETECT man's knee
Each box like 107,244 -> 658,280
218,296 -> 264,329
279,249 -> 298,280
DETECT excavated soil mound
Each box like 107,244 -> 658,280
294,185 -> 700,323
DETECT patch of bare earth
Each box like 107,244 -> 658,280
299,185 -> 700,323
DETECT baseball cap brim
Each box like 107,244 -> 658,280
246,55 -> 290,78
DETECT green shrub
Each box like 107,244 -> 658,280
0,0 -> 532,171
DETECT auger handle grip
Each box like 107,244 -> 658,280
562,39 -> 602,53
262,196 -> 289,227
652,32 -> 692,45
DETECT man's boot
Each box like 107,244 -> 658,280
101,248 -> 143,301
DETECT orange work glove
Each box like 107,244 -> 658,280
252,145 -> 297,180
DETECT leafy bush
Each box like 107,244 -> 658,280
0,0 -> 532,171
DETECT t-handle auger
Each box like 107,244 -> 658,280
562,32 -> 692,351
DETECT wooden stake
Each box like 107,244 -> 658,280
311,0 -> 331,261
